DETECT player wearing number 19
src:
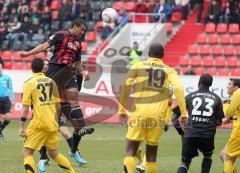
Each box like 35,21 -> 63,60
119,43 -> 188,173
19,58 -> 75,173
177,73 -> 224,173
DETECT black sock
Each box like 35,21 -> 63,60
39,145 -> 48,160
71,132 -> 81,153
177,166 -> 188,173
66,137 -> 73,149
0,121 -> 2,134
1,120 -> 10,130
201,158 -> 212,173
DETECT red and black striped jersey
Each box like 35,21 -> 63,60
47,30 -> 82,65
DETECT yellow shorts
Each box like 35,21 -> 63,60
126,116 -> 164,146
24,128 -> 60,151
227,137 -> 240,158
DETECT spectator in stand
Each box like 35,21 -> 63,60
41,6 -> 51,31
6,0 -> 18,13
116,8 -> 128,27
204,0 -> 221,24
17,1 -> 29,19
59,0 -> 73,23
101,22 -> 114,40
167,0 -> 189,20
9,8 -> 18,23
146,0 -> 155,13
30,6 -> 41,23
31,18 -> 41,34
16,15 -> 31,43
32,28 -> 45,47
5,16 -> 21,45
80,0 -> 92,21
72,0 -> 81,19
0,21 -> 7,47
152,0 -> 173,22
233,1 -> 240,23
190,0 -> 204,23
0,7 -> 9,23
135,0 -> 147,13
219,0 -> 234,24
0,0 -> 4,11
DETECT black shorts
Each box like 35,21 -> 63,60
0,96 -> 11,114
46,63 -> 78,95
182,137 -> 215,160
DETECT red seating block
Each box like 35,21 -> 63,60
212,45 -> 222,55
233,34 -> 240,45
179,56 -> 189,66
224,45 -> 234,56
86,31 -> 97,41
216,23 -> 227,34
4,61 -> 12,69
219,68 -> 229,76
125,2 -> 136,12
203,56 -> 214,67
231,68 -> 240,76
81,42 -> 88,52
187,44 -> 198,54
13,51 -> 21,61
208,34 -> 219,44
14,62 -> 24,70
228,24 -> 239,34
114,1 -> 124,11
236,46 -> 240,56
191,56 -> 201,66
205,23 -> 216,33
166,23 -> 173,33
199,45 -> 210,55
207,68 -> 217,76
197,34 -> 207,44
227,56 -> 238,67
194,67 -> 205,75
36,52 -> 47,59
215,56 -> 226,67
2,51 -> 12,60
96,21 -> 103,31
220,34 -> 231,44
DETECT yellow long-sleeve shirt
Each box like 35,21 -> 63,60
118,57 -> 187,120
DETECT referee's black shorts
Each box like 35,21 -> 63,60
0,96 -> 11,114
181,137 -> 215,161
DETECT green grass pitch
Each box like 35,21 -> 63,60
0,121 -> 237,173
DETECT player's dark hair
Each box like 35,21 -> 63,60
0,57 -> 4,68
198,73 -> 213,88
148,43 -> 164,59
31,57 -> 44,73
71,18 -> 86,28
230,78 -> 240,88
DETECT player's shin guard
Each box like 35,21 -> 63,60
1,119 -> 10,130
224,160 -> 234,173
124,156 -> 136,173
24,156 -> 37,173
54,153 -> 75,173
201,157 -> 212,173
145,162 -> 158,173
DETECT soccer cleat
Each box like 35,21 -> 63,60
38,159 -> 47,173
136,162 -> 145,173
79,127 -> 95,136
69,151 -> 87,166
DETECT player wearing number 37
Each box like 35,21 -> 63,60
118,43 -> 188,173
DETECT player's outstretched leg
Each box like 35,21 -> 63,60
124,140 -> 140,173
201,152 -> 213,173
224,155 -> 237,173
48,148 -> 75,173
38,145 -> 49,173
23,148 -> 37,173
0,119 -> 10,140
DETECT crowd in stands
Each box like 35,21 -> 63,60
0,0 -> 239,51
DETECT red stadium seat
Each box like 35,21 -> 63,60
114,1 -> 124,11
215,56 -> 226,67
196,34 -> 207,44
208,34 -> 219,44
224,45 -> 234,56
86,31 -> 97,41
231,68 -> 240,76
4,61 -> 12,69
232,34 -> 240,45
13,51 -> 21,61
219,68 -> 229,76
194,67 -> 205,75
36,52 -> 47,59
25,62 -> 31,70
203,56 -> 214,67
96,21 -> 104,31
236,46 -> 240,56
81,42 -> 88,52
171,12 -> 182,22
227,57 -> 238,67
52,11 -> 59,20
205,23 -> 216,33
14,62 -> 24,70
228,24 -> 239,34
2,51 -> 12,60
220,34 -> 231,44
187,44 -> 198,55
125,2 -> 136,12
179,56 -> 189,66
199,45 -> 210,55
216,23 -> 227,34
166,23 -> 173,33
212,45 -> 222,55
50,0 -> 61,10
191,56 -> 201,66
207,68 -> 217,76
25,55 -> 34,61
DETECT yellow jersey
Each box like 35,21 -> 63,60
225,89 -> 240,138
119,58 -> 187,120
22,73 -> 60,131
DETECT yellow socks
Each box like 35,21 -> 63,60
124,156 -> 136,173
24,156 -> 37,173
146,162 -> 158,173
54,154 -> 75,173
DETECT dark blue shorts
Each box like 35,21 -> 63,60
0,96 -> 11,114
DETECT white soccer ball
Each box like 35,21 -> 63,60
102,8 -> 118,24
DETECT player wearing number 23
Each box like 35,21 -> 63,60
119,43 -> 187,173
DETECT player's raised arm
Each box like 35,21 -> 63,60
226,89 -> 240,117
19,42 -> 50,58
118,63 -> 138,117
168,68 -> 187,118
